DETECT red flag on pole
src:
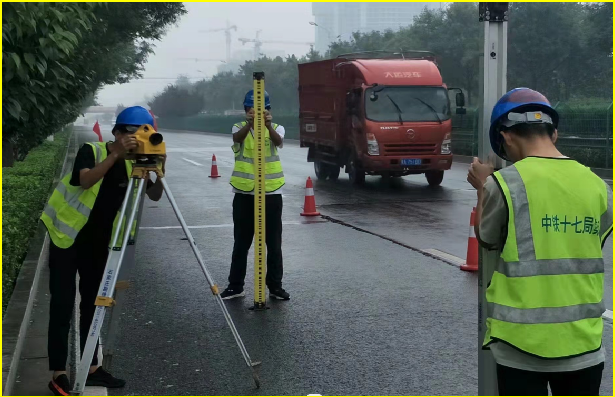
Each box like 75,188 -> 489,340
93,120 -> 103,142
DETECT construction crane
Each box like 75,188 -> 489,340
177,58 -> 226,63
238,30 -> 315,60
199,20 -> 237,63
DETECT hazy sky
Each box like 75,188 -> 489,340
97,2 -> 314,107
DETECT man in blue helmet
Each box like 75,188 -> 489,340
467,88 -> 612,395
42,106 -> 166,395
220,90 -> 290,301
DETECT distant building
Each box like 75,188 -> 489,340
312,2 -> 446,54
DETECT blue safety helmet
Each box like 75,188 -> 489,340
115,106 -> 154,131
489,88 -> 559,160
243,90 -> 271,110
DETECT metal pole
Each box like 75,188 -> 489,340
477,54 -> 484,158
73,178 -> 146,394
102,185 -> 147,369
480,16 -> 508,168
606,102 -> 612,169
478,3 -> 509,395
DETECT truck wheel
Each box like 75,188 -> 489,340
347,157 -> 365,185
314,160 -> 329,181
425,170 -> 444,187
328,164 -> 341,181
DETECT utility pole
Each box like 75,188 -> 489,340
478,3 -> 508,396
478,2 -> 508,169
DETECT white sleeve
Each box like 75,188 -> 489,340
231,124 -> 241,134
275,124 -> 286,139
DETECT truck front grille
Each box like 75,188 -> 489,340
383,143 -> 438,156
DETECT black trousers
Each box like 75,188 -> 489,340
497,362 -> 604,396
229,193 -> 283,290
48,241 -> 107,371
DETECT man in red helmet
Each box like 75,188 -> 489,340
468,88 -> 612,395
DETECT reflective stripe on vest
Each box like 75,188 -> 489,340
484,158 -> 609,358
230,121 -> 285,193
41,142 -> 133,249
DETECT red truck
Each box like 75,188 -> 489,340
298,51 -> 466,186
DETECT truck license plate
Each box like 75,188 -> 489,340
401,159 -> 422,166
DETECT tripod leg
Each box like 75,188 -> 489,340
73,178 -> 147,395
102,187 -> 147,369
160,179 -> 261,384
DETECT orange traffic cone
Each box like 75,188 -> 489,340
300,177 -> 320,216
460,207 -> 479,272
209,154 -> 221,178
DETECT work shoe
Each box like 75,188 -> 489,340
269,287 -> 290,300
86,367 -> 126,388
220,287 -> 245,300
49,374 -> 70,396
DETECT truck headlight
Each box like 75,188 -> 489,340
441,133 -> 451,155
367,133 -> 380,155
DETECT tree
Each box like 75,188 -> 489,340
149,3 -> 612,117
149,84 -> 205,117
115,104 -> 126,117
2,2 -> 186,159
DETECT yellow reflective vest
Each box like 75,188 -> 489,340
484,157 -> 613,358
41,142 -> 136,249
230,121 -> 285,193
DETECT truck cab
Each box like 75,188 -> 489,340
298,52 -> 465,186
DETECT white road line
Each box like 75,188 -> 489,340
422,248 -> 466,266
424,249 -> 615,321
603,309 -> 613,320
182,158 -> 203,166
83,386 -> 108,396
141,221 -> 302,230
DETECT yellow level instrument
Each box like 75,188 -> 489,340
252,72 -> 267,310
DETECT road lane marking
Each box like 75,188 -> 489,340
141,221 -> 303,230
182,158 -> 202,166
421,248 -> 465,267
167,147 -> 230,153
603,309 -> 613,321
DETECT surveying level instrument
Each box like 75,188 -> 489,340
73,137 -> 261,395
251,71 -> 268,311
478,2 -> 508,395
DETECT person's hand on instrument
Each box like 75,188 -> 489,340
110,134 -> 138,159
467,157 -> 494,190
264,110 -> 273,128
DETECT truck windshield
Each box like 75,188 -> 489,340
365,86 -> 451,123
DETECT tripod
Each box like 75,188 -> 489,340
72,160 -> 261,395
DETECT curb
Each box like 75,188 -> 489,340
2,128 -> 74,396
2,228 -> 49,396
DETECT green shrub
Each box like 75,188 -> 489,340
448,105 -> 612,167
159,104 -> 612,169
2,129 -> 71,314
158,114 -> 301,140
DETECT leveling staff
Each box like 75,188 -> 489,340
41,106 -> 165,396
220,90 -> 290,301
467,88 -> 613,396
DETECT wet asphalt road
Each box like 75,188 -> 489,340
75,126 -> 612,395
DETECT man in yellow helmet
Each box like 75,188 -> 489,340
42,106 -> 165,395
467,88 -> 612,395
220,90 -> 290,301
